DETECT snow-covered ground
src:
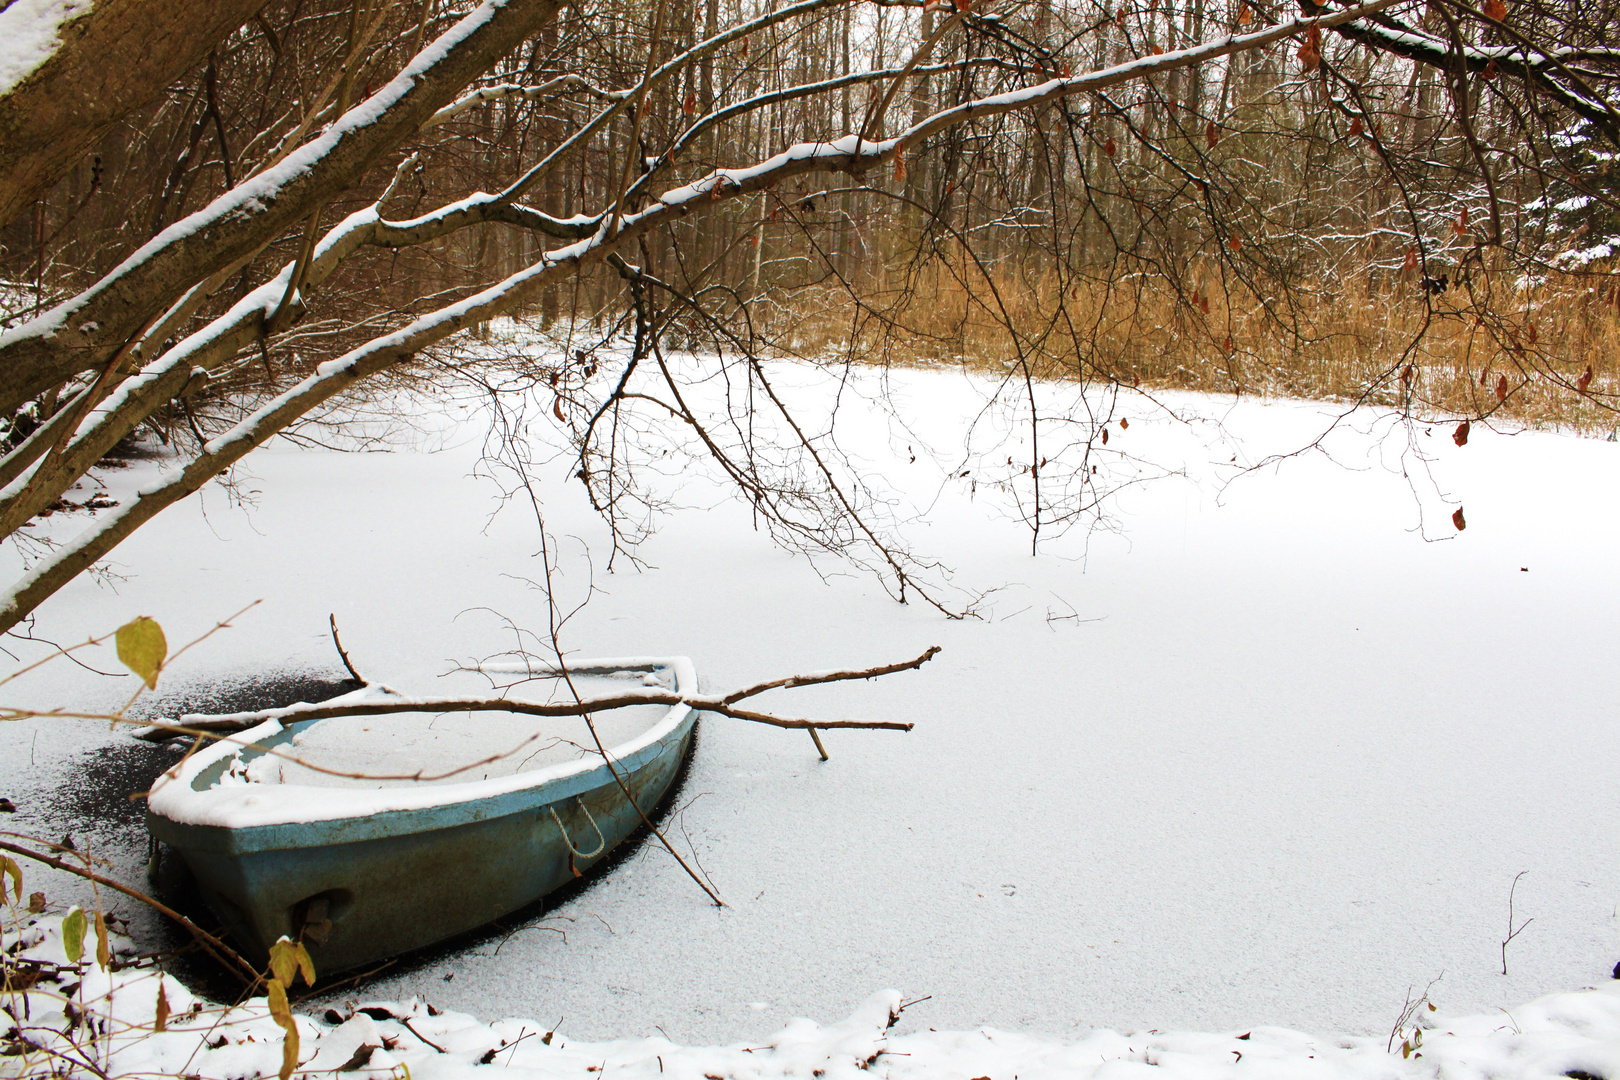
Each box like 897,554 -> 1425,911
9,912 -> 1620,1080
3,356 -> 1619,1056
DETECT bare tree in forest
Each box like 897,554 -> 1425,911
2,0 -> 1617,631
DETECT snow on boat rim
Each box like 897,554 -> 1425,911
147,656 -> 697,830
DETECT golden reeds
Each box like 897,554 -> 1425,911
767,255 -> 1620,432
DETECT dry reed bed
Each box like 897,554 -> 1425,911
771,262 -> 1620,433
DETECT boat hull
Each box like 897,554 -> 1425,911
146,661 -> 699,975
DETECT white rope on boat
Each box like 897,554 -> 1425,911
549,797 -> 606,859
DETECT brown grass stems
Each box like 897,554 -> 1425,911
767,255 -> 1620,433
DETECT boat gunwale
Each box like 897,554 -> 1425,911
146,656 -> 697,853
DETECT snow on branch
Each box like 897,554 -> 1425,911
423,74 -> 625,128
0,170 -> 614,550
637,0 -> 1406,216
497,0 -> 867,205
1325,2 -> 1620,143
0,0 -> 568,418
0,0 -> 93,99
621,59 -> 1013,207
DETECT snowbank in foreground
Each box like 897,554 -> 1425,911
8,914 -> 1620,1080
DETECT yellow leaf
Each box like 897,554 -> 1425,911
267,978 -> 292,1025
62,906 -> 87,964
281,1027 -> 300,1080
116,617 -> 167,690
269,936 -> 298,986
0,855 -> 19,902
95,909 -> 111,970
269,935 -> 317,987
294,941 -> 315,988
268,979 -> 299,1080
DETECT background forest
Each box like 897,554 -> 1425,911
3,0 -> 1620,627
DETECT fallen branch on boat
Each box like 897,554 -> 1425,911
132,645 -> 941,743
138,648 -> 940,950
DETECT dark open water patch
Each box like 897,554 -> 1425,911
123,670 -> 365,724
42,739 -> 194,836
38,668 -> 364,844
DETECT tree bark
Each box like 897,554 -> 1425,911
0,0 -> 273,234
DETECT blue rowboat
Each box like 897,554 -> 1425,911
146,657 -> 698,975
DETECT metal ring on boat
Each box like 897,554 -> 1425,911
549,797 -> 606,859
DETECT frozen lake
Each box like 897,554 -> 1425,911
3,360 -> 1618,1045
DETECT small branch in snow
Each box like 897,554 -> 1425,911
1388,974 -> 1442,1054
1502,870 -> 1533,975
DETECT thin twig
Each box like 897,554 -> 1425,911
719,646 -> 942,704
1502,870 -> 1533,975
328,613 -> 366,684
400,1016 -> 447,1053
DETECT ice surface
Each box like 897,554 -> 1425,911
4,358 -> 1620,1048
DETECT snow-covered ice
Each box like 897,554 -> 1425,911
2,357 -> 1619,1052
